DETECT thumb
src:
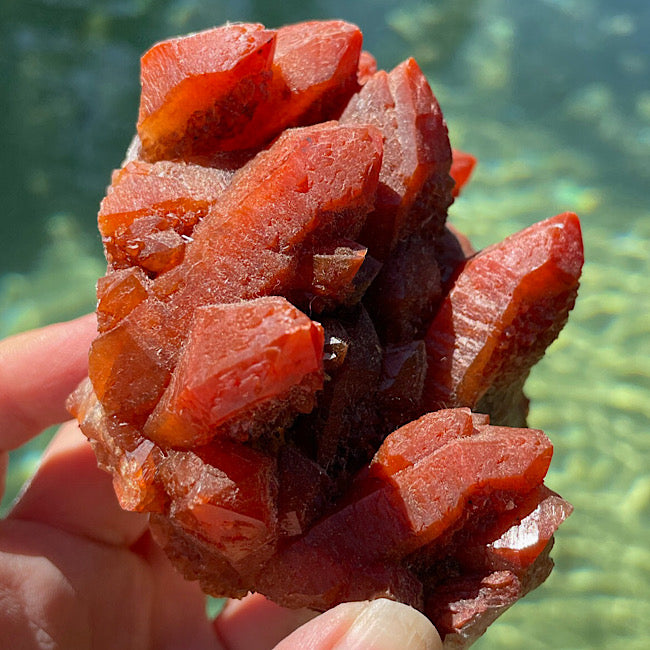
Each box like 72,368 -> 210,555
273,599 -> 442,650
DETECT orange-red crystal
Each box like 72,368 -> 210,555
68,20 -> 583,649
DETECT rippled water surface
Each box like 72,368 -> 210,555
1,1 -> 648,648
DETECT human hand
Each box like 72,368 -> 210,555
0,315 -> 442,649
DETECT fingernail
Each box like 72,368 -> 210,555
333,599 -> 441,650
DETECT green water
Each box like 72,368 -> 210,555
1,1 -> 648,647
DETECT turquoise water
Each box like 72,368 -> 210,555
1,1 -> 648,647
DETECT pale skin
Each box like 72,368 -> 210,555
0,315 -> 442,650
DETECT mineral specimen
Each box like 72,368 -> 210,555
68,19 -> 584,648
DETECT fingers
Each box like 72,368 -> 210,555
131,531 -> 225,650
214,593 -> 317,650
7,421 -> 147,547
214,596 -> 442,650
0,314 -> 97,451
273,599 -> 442,650
2,424 -> 220,649
0,517 -> 154,650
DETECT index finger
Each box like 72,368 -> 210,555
0,314 -> 97,452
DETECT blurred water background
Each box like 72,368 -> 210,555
1,0 -> 648,647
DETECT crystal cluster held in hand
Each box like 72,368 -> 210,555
68,20 -> 584,649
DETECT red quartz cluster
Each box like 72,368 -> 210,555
68,20 -> 584,648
